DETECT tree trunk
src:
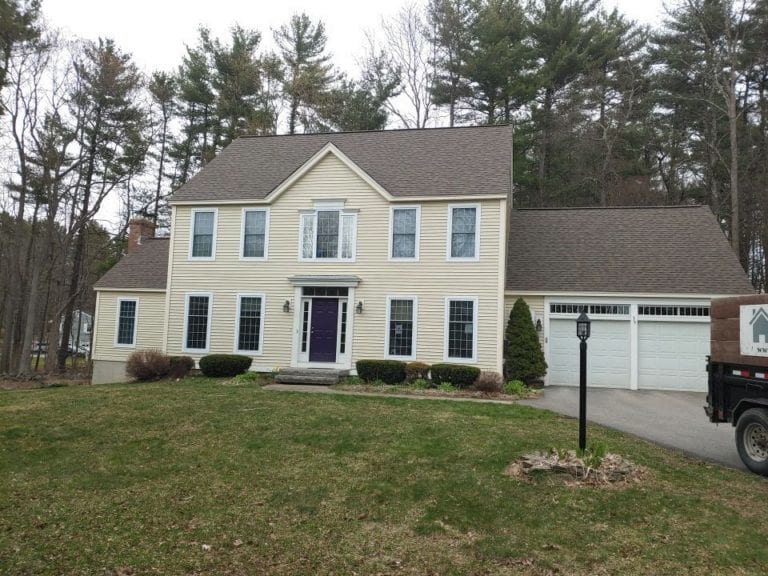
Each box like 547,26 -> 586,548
726,73 -> 741,267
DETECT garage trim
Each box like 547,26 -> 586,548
543,296 -> 711,390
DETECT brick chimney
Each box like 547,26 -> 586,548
127,218 -> 156,253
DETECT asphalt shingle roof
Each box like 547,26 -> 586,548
170,125 -> 513,202
94,238 -> 169,290
506,206 -> 753,295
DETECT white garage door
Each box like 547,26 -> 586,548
548,319 -> 631,388
638,321 -> 709,391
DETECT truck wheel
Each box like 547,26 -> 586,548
736,408 -> 768,476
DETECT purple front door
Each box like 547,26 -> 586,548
309,298 -> 339,362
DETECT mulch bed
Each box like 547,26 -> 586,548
505,450 -> 647,486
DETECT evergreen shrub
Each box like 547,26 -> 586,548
430,363 -> 481,388
199,354 -> 252,377
504,298 -> 547,383
355,360 -> 406,384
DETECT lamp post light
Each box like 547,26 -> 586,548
576,308 -> 591,452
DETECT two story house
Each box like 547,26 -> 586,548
92,125 -> 752,391
92,126 -> 511,383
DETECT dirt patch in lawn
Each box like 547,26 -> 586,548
0,373 -> 89,390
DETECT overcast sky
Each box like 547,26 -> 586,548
43,0 -> 668,77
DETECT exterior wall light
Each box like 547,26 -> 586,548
536,319 -> 543,332
283,300 -> 291,313
356,300 -> 364,314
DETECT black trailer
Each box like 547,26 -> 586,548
706,358 -> 768,475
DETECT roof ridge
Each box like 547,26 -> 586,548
236,124 -> 511,139
513,205 -> 703,212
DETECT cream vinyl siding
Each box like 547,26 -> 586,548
167,152 -> 505,371
504,294 -> 545,345
93,290 -> 166,361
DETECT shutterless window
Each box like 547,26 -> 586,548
243,210 -> 266,258
185,295 -> 210,350
448,300 -> 474,359
192,211 -> 215,258
388,299 -> 414,357
300,210 -> 356,260
450,207 -> 477,259
237,296 -> 263,352
316,211 -> 339,258
392,208 -> 417,259
116,300 -> 137,345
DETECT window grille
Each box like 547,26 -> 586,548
388,299 -> 414,357
448,300 -> 474,359
185,296 -> 209,350
237,297 -> 262,352
116,300 -> 136,345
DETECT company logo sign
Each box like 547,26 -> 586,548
741,305 -> 768,357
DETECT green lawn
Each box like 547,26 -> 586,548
1,378 -> 767,575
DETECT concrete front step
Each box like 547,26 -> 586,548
274,368 -> 349,386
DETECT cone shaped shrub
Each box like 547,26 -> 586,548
504,298 -> 547,383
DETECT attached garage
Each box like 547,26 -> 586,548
549,316 -> 631,388
544,300 -> 711,391
505,206 -> 753,392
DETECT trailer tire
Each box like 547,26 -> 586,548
736,408 -> 768,476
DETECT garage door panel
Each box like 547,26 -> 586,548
638,321 -> 708,391
548,319 -> 630,388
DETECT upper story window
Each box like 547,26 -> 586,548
190,209 -> 217,260
390,206 -> 420,260
448,204 -> 480,261
299,207 -> 357,261
241,208 -> 269,260
115,298 -> 137,347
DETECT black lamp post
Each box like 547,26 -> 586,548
576,308 -> 591,452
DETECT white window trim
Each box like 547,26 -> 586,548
446,203 -> 481,262
298,208 -> 357,263
384,295 -> 418,360
188,208 -> 218,261
233,293 -> 266,355
113,297 -> 138,348
388,205 -> 421,261
182,292 -> 213,353
239,208 -> 270,261
443,296 -> 479,363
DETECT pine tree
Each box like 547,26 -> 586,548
274,13 -> 334,134
504,298 -> 546,383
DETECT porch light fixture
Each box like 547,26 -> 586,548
576,307 -> 591,451
283,299 -> 291,313
536,319 -> 543,332
356,300 -> 364,314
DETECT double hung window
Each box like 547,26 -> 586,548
448,205 -> 480,260
184,294 -> 211,352
190,209 -> 217,259
390,207 -> 420,260
115,298 -> 137,346
445,297 -> 477,362
235,295 -> 264,353
386,297 -> 416,359
241,209 -> 268,259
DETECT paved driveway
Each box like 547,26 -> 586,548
520,386 -> 745,471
